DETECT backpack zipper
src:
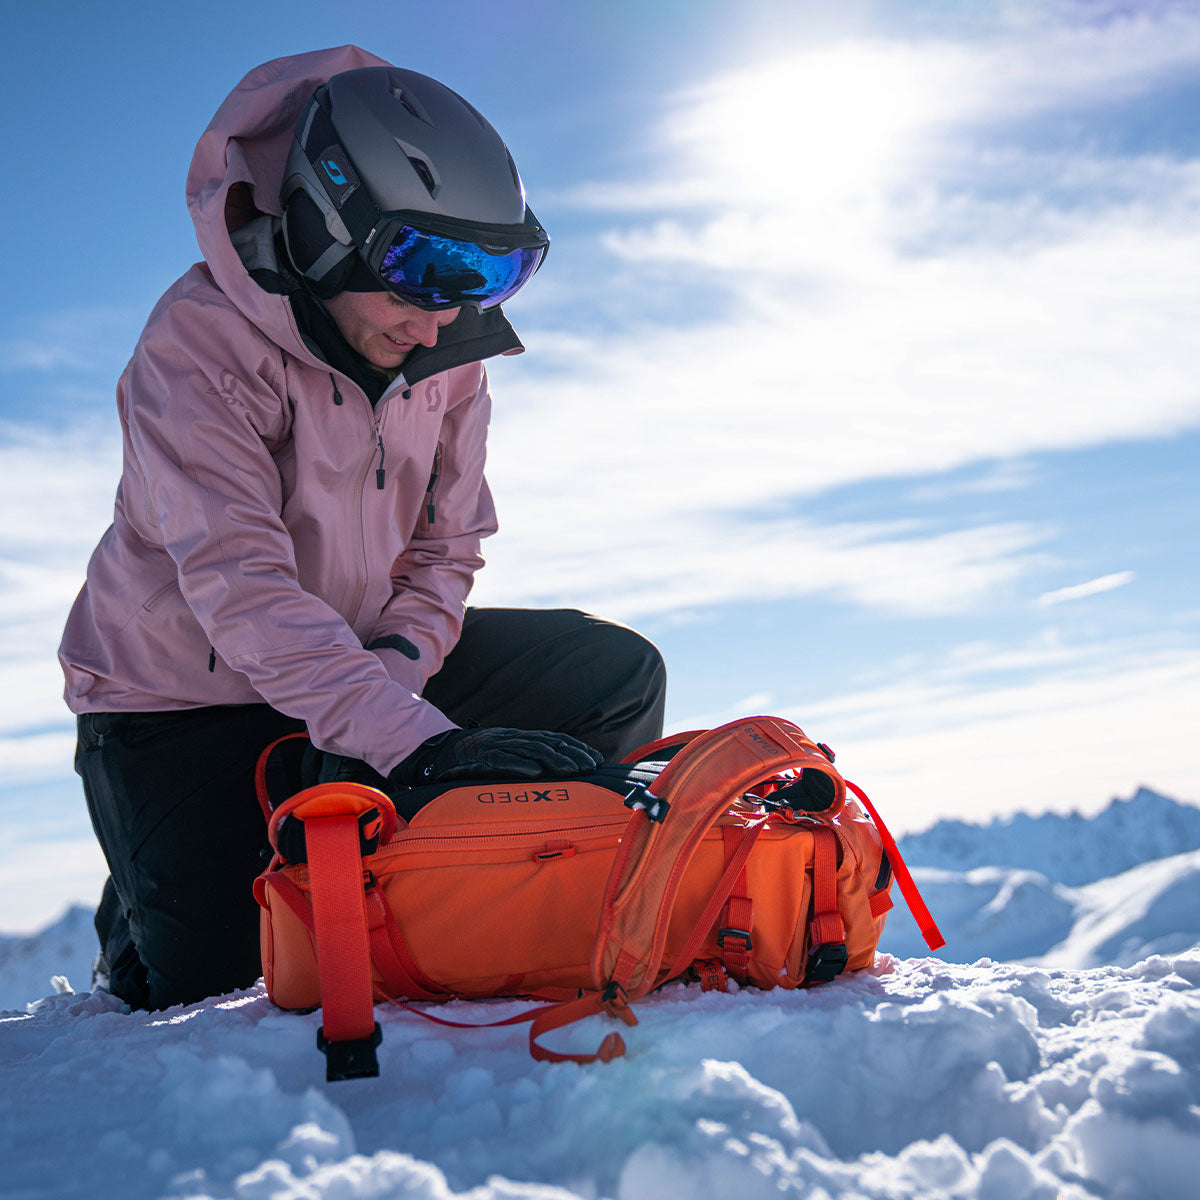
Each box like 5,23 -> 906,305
372,818 -> 629,858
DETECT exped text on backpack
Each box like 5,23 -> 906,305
252,716 -> 944,1080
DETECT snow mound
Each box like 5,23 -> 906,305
882,848 -> 1200,969
4,954 -> 1200,1199
898,786 -> 1200,885
0,903 -> 96,1010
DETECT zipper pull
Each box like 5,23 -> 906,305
376,431 -> 386,489
330,374 -> 343,406
425,445 -> 440,524
208,647 -> 216,673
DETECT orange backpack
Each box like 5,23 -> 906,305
253,716 -> 943,1080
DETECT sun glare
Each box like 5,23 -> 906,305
668,42 -> 958,213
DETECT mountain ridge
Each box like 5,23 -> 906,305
897,785 -> 1200,885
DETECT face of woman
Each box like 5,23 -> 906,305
322,290 -> 462,370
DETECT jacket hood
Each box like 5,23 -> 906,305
185,46 -> 392,350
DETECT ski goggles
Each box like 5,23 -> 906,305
363,209 -> 550,311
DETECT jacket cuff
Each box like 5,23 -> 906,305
372,703 -> 458,777
369,641 -> 428,694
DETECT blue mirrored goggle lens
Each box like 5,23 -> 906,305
378,227 -> 543,309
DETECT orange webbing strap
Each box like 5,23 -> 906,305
255,868 -> 313,930
305,814 -> 381,1080
363,884 -> 447,1002
804,826 -> 847,984
659,820 -> 765,984
718,825 -> 755,980
846,780 -> 945,951
597,716 -> 843,999
527,989 -> 637,1063
388,989 -> 636,1065
267,783 -> 397,1081
809,827 -> 844,946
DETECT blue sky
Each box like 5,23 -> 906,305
2,0 -> 1199,929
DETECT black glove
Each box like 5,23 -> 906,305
390,727 -> 604,786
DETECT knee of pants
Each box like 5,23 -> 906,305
136,902 -> 263,1011
583,618 -> 667,699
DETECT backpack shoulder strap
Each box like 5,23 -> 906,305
592,715 -> 845,999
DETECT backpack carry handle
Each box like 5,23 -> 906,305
267,782 -> 398,861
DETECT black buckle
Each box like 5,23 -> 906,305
804,942 -> 848,984
601,980 -> 628,1005
317,1021 -> 382,1082
276,807 -> 383,866
623,784 -> 670,823
716,926 -> 753,951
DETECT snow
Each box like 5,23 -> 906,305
884,788 -> 1200,968
897,786 -> 1200,886
4,788 -> 1200,1199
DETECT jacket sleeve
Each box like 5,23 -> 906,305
125,299 -> 455,774
367,367 -> 498,694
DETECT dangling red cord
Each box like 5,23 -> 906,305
846,780 -> 945,952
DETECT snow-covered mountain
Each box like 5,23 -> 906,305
880,787 -> 1200,967
897,786 -> 1200,885
3,786 -> 1200,1200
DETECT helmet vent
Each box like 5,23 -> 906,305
394,136 -> 441,198
388,78 -> 434,126
411,158 -> 436,195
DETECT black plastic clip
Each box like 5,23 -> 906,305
623,784 -> 670,823
804,943 -> 848,985
317,1021 -> 382,1082
277,807 -> 384,866
602,979 -> 628,1005
716,926 -> 753,952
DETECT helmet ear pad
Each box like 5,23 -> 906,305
281,190 -> 359,300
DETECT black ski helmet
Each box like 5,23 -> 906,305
281,66 -> 544,302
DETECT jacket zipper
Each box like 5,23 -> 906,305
423,443 -> 441,526
338,386 -> 378,628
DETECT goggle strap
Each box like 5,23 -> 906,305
303,236 -> 356,284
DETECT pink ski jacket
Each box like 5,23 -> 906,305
58,47 -> 516,774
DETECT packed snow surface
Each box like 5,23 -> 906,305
4,786 -> 1200,1199
5,953 -> 1200,1199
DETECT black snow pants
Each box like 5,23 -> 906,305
75,607 -> 666,1011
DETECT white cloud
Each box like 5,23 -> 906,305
0,421 -> 121,745
474,510 -> 1050,622
907,459 -> 1040,502
1037,571 -> 1135,607
488,9 -> 1200,623
0,307 -> 142,375
768,639 -> 1200,834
